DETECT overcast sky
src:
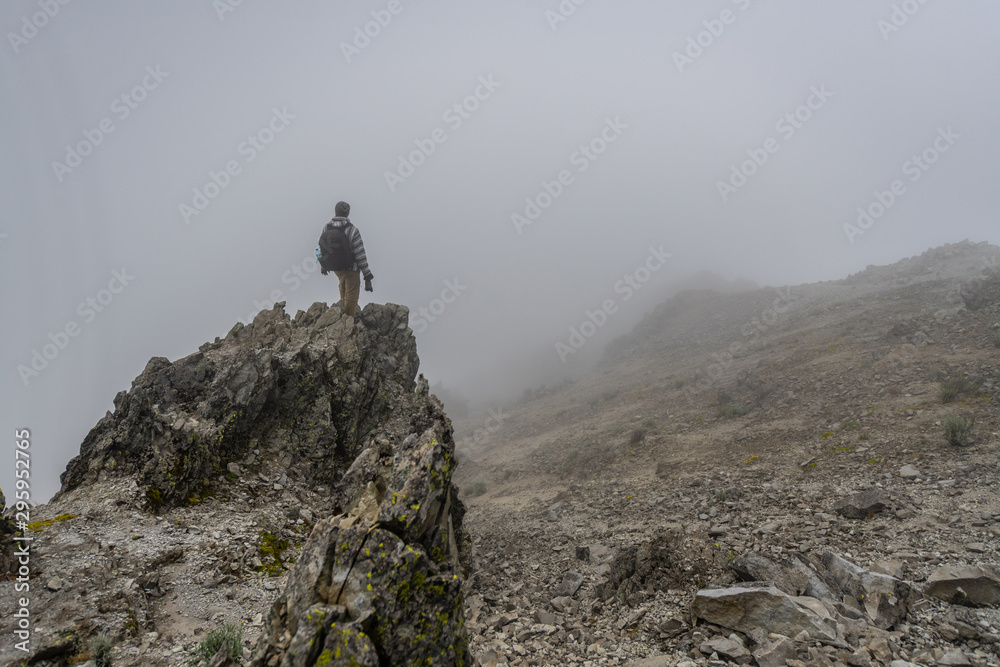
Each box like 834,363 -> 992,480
2,1 -> 999,502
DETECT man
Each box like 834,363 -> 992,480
317,201 -> 374,318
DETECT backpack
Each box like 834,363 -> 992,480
318,222 -> 355,271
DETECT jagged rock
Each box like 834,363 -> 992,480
870,560 -> 904,580
753,635 -> 798,667
833,489 -> 890,520
700,636 -> 751,664
939,648 -> 973,666
821,552 -> 914,628
558,571 -> 585,597
730,552 -> 809,596
249,410 -> 471,666
691,585 -> 839,642
925,565 -> 1000,606
57,302 -> 420,510
898,465 -> 921,479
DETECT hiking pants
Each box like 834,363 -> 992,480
334,270 -> 361,317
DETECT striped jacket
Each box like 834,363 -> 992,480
325,217 -> 373,280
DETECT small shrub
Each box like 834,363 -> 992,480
191,623 -> 243,666
641,417 -> 657,429
992,330 -> 1000,348
943,414 -> 972,445
940,381 -> 960,404
89,632 -> 113,667
718,403 -> 748,419
629,428 -> 646,444
858,429 -> 871,441
466,481 -> 488,498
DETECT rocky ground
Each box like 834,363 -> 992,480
454,241 -> 1000,667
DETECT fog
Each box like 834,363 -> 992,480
2,1 -> 999,501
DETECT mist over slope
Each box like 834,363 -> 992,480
452,239 -> 1000,665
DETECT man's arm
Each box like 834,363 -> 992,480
350,226 -> 374,281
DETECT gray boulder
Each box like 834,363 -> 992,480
821,552 -> 914,628
925,565 -> 1000,607
691,585 -> 839,642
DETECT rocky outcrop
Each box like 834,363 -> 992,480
0,301 -> 471,666
249,401 -> 472,666
58,301 -> 420,510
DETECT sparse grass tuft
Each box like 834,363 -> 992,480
941,381 -> 960,404
629,428 -> 646,444
942,414 -> 972,446
992,330 -> 1000,348
718,403 -> 748,419
190,623 -> 243,666
89,632 -> 113,667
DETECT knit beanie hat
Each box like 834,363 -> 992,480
335,201 -> 351,217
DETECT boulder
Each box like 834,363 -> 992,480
925,565 -> 1000,607
730,552 -> 809,596
833,489 -> 890,520
691,585 -> 839,642
821,552 -> 914,628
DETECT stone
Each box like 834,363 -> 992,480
753,634 -> 798,667
834,489 -> 890,520
691,585 -> 838,642
820,552 -> 914,628
730,552 -> 809,596
558,571 -> 584,597
938,650 -> 972,666
869,560 -> 904,580
898,465 -> 921,479
700,636 -> 752,664
550,596 -> 573,613
226,462 -> 240,476
926,565 -> 1000,606
626,657 -> 673,667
